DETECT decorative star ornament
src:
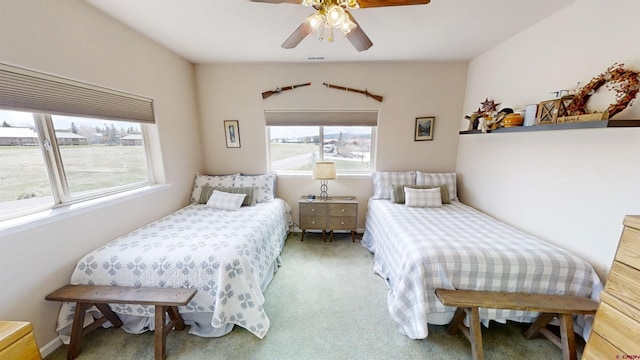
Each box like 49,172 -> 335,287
480,98 -> 500,113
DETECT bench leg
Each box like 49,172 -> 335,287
524,313 -> 577,360
67,303 -> 89,360
154,305 -> 187,360
523,312 -> 554,339
467,307 -> 484,360
66,302 -> 124,360
447,307 -> 466,335
95,303 -> 123,328
448,307 -> 484,360
167,306 -> 185,331
155,305 -> 169,360
558,314 -> 577,360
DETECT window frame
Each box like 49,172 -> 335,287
0,63 -> 156,223
266,124 -> 378,176
0,112 -> 154,222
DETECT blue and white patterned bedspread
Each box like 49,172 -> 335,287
56,199 -> 290,339
362,199 -> 602,339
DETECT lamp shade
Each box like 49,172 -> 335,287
313,162 -> 336,180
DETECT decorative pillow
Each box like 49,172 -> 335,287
404,187 -> 443,208
190,172 -> 237,203
389,184 -> 450,204
372,171 -> 416,199
415,171 -> 458,201
234,174 -> 276,203
205,190 -> 246,211
199,184 -> 256,206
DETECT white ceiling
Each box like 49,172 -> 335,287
85,0 -> 574,64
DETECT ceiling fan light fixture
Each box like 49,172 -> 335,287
306,13 -> 324,30
301,0 -> 322,7
338,0 -> 360,9
339,15 -> 356,34
325,5 -> 347,28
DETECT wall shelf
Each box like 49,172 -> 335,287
459,120 -> 640,135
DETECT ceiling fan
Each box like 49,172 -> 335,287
251,0 -> 431,51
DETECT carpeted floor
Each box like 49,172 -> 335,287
45,232 -> 580,359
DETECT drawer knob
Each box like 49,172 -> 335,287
311,221 -> 315,224
341,221 -> 345,225
341,209 -> 345,212
312,208 -> 315,212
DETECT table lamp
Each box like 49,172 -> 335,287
313,161 -> 336,200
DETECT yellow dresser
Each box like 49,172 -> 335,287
583,215 -> 640,359
0,321 -> 42,360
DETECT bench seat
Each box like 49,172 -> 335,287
46,285 -> 196,360
435,289 -> 598,360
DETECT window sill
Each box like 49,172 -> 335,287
275,172 -> 373,179
0,184 -> 171,238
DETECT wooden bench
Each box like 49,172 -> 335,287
46,285 -> 197,360
435,289 -> 598,360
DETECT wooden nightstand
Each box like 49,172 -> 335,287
299,196 -> 357,242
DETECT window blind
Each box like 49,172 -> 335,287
0,63 -> 155,124
265,110 -> 378,126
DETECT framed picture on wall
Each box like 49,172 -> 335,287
414,116 -> 434,141
224,120 -> 241,148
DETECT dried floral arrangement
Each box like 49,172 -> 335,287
568,63 -> 640,118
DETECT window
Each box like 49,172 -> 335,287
0,63 -> 155,221
266,110 -> 377,174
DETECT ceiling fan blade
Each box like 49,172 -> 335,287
357,0 -> 430,8
281,22 -> 312,49
346,13 -> 373,51
250,0 -> 301,4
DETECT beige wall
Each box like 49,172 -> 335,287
195,62 -> 468,228
0,0 -> 202,351
456,0 -> 640,280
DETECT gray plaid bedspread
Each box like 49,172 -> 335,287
362,199 -> 602,339
56,199 -> 290,340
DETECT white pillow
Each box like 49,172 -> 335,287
372,171 -> 416,199
190,173 -> 237,203
206,190 -> 246,211
234,174 -> 276,203
415,171 -> 458,201
404,187 -> 442,208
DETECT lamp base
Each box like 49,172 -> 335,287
320,179 -> 329,201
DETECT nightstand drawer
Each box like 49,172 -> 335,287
329,203 -> 357,217
329,217 -> 356,230
299,203 -> 327,217
300,216 -> 327,229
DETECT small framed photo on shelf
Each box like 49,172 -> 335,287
414,116 -> 434,141
224,120 -> 240,148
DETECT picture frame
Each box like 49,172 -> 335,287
224,120 -> 241,148
414,116 -> 434,141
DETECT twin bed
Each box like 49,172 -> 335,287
55,170 -> 602,344
55,173 -> 291,341
361,171 -> 603,340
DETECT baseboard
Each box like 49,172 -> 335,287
40,336 -> 63,358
